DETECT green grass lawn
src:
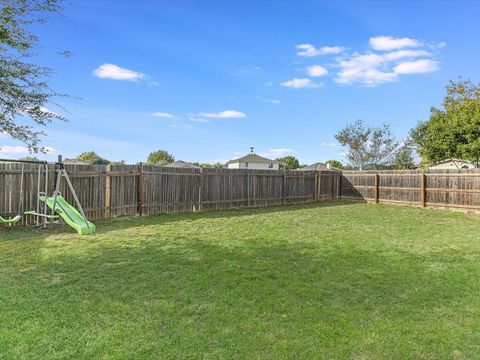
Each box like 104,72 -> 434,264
1,202 -> 480,359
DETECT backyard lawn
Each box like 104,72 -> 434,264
1,201 -> 480,359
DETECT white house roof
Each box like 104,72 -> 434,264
226,153 -> 279,165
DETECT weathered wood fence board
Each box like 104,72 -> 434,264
341,169 -> 480,210
1,163 -> 338,227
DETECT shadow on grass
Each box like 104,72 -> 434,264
96,199 -> 366,235
1,231 -> 478,358
1,200 -> 365,240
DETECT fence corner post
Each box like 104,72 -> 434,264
374,173 -> 379,203
137,162 -> 144,216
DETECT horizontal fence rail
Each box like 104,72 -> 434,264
0,163 -> 340,227
340,169 -> 480,210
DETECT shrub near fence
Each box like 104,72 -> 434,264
0,163 -> 340,226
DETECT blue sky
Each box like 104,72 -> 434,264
1,0 -> 480,164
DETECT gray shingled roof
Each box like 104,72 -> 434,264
165,160 -> 201,169
299,162 -> 328,171
226,153 -> 279,165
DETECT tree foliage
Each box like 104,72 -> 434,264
326,159 -> 348,170
147,150 -> 174,166
276,155 -> 300,170
335,119 -> 399,170
197,162 -> 223,168
18,156 -> 39,161
411,79 -> 480,167
76,151 -> 110,165
1,0 -> 67,151
393,147 -> 416,169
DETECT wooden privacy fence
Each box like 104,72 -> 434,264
0,163 -> 340,226
340,169 -> 480,210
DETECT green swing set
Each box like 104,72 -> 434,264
0,158 -> 95,235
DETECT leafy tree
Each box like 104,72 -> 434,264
76,151 -> 110,165
197,162 -> 223,168
326,159 -> 346,170
147,150 -> 174,166
335,119 -> 399,170
276,155 -> 300,170
19,156 -> 39,161
411,78 -> 480,167
1,0 -> 68,152
393,147 -> 416,169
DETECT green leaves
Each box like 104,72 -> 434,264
0,0 -> 66,151
335,119 -> 399,169
411,79 -> 480,167
147,150 -> 175,166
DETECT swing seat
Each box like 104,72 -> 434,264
0,215 -> 22,224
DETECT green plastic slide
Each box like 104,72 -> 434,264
40,194 -> 95,235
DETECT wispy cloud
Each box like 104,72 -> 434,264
393,59 -> 439,74
152,112 -> 175,119
0,145 -> 59,155
307,65 -> 328,77
256,96 -> 280,104
281,78 -> 321,89
199,110 -> 246,119
296,44 -> 345,57
369,36 -> 421,51
321,142 -> 339,148
189,116 -> 210,123
262,148 -> 294,158
0,131 -> 9,138
93,64 -> 145,81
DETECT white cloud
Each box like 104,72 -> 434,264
394,59 -> 439,74
289,36 -> 442,87
256,96 -> 280,104
335,53 -> 398,86
262,148 -> 294,158
93,64 -> 145,81
383,49 -> 430,61
281,78 -> 321,89
0,146 -> 59,155
321,142 -> 339,148
334,49 -> 437,86
0,131 -> 9,138
370,36 -> 421,51
307,65 -> 328,77
152,112 -> 175,119
188,116 -> 209,123
199,110 -> 246,119
296,44 -> 345,57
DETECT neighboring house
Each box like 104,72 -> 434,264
299,162 -> 338,171
226,150 -> 279,170
63,159 -> 89,165
299,162 -> 329,171
164,160 -> 201,169
428,159 -> 476,170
